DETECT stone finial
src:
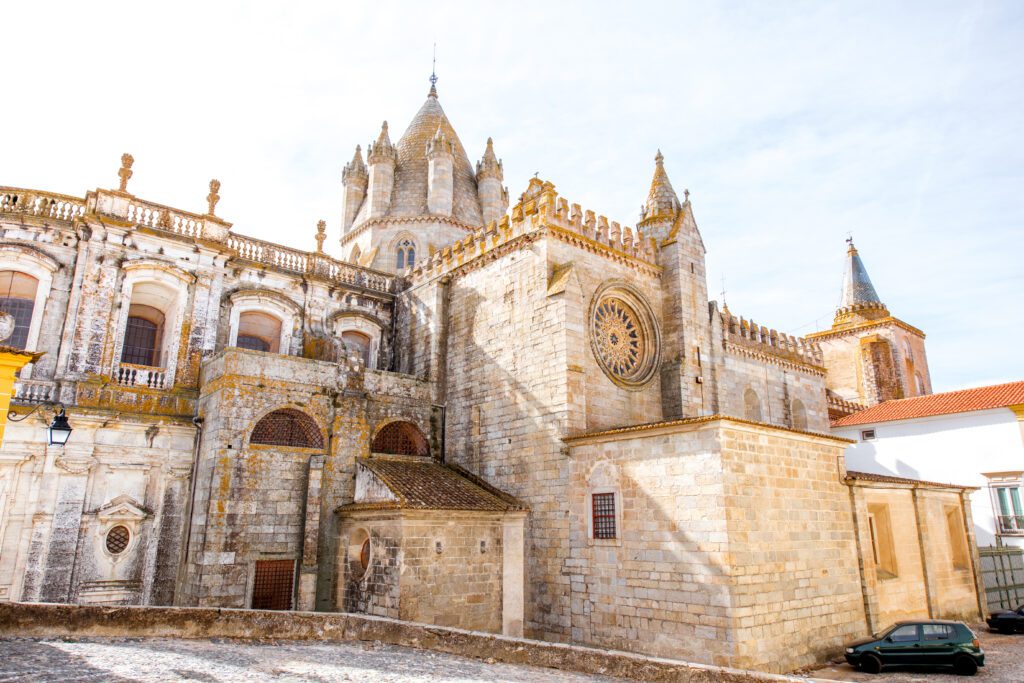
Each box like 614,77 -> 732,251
640,149 -> 682,225
206,179 -> 221,216
118,153 -> 135,193
367,121 -> 396,164
476,136 -> 504,182
315,219 -> 326,253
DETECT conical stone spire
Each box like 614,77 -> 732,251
342,145 -> 368,185
476,137 -> 503,181
367,121 -> 395,163
640,150 -> 681,225
834,239 -> 889,326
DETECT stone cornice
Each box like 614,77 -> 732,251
724,341 -> 826,376
805,316 -> 925,341
340,214 -> 478,247
563,414 -> 851,446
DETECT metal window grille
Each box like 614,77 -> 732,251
251,559 -> 294,610
236,334 -> 270,352
121,316 -> 158,366
371,421 -> 428,456
0,297 -> 34,350
592,493 -> 616,539
250,409 -> 324,449
105,525 -> 130,554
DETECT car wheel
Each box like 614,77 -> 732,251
953,655 -> 978,677
860,654 -> 882,674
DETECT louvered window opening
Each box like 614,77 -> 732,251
371,421 -> 428,456
0,297 -> 33,350
250,409 -> 324,449
251,559 -> 294,610
105,525 -> 130,554
592,493 -> 617,539
121,316 -> 159,366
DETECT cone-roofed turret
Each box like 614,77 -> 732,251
833,239 -> 889,326
639,150 -> 681,226
367,122 -> 395,163
342,145 -> 367,184
388,83 -> 483,226
476,137 -> 503,181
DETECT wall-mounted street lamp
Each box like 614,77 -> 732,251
7,403 -> 73,446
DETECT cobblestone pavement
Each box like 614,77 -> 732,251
0,637 -> 629,683
810,626 -> 1023,682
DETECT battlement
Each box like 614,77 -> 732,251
832,300 -> 890,327
407,177 -> 660,283
721,307 -> 824,368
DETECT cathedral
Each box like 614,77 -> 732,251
0,80 -> 982,672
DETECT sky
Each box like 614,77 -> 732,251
2,1 -> 1022,392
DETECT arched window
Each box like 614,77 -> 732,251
236,311 -> 282,353
791,399 -> 808,431
395,240 -> 416,270
351,245 -> 362,264
371,421 -> 428,456
743,388 -> 763,422
0,271 -> 39,350
250,408 -> 324,449
121,304 -> 164,366
341,330 -> 371,365
915,372 -> 926,395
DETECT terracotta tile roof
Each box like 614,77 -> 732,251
845,470 -> 976,490
831,380 -> 1024,427
349,457 -> 526,512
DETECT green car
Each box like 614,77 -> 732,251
844,620 -> 984,676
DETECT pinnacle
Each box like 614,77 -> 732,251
641,149 -> 680,222
375,121 -> 392,148
839,240 -> 883,309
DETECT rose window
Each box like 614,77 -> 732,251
589,286 -> 660,388
593,299 -> 644,377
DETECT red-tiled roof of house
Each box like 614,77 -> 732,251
832,380 -> 1024,427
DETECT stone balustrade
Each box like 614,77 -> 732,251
0,187 -> 86,222
12,378 -> 56,404
0,186 -> 396,295
114,363 -> 169,389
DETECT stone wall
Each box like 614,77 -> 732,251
0,602 -> 828,683
337,510 -> 507,633
564,417 -> 867,673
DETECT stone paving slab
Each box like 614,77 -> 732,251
810,627 -> 1023,682
0,637 -> 628,683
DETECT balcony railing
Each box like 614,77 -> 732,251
114,363 -> 168,389
998,514 -> 1024,535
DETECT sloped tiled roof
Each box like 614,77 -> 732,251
832,380 -> 1024,427
350,457 -> 526,512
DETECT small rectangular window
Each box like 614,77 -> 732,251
861,429 -> 875,441
592,493 -> 616,540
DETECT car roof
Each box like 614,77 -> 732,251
893,619 -> 963,626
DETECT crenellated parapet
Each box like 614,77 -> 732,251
406,177 -> 661,283
720,307 -> 824,370
832,300 -> 890,327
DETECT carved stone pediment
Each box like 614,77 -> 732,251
94,494 -> 150,521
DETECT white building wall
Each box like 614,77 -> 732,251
834,408 -> 1024,548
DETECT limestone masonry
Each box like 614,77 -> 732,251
0,80 -> 981,674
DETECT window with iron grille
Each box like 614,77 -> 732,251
592,492 -> 617,539
121,316 -> 159,366
105,525 -> 130,554
0,297 -> 34,350
371,421 -> 428,456
250,409 -> 324,449
251,559 -> 294,610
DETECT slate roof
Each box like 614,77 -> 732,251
351,456 -> 526,512
832,380 -> 1024,427
840,242 -> 883,308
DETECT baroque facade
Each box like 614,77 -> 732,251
0,82 -> 981,672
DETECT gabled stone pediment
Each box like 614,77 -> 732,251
94,495 -> 150,521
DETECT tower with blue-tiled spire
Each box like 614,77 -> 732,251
808,239 -> 932,412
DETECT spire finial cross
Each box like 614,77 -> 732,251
430,43 -> 438,89
720,274 -> 727,307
